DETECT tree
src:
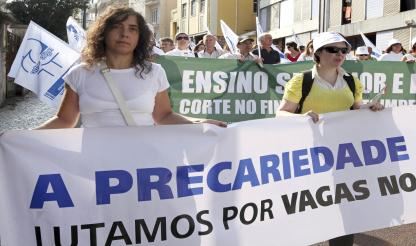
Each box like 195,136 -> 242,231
6,0 -> 89,40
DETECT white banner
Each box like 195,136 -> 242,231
8,21 -> 80,107
0,106 -> 416,245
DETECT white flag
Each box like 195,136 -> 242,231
220,20 -> 239,54
360,32 -> 382,58
8,21 -> 80,107
255,17 -> 290,63
66,16 -> 86,52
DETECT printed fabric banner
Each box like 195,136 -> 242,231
0,106 -> 415,245
157,56 -> 416,122
8,21 -> 80,107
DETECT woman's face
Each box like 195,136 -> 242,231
317,41 -> 349,68
197,45 -> 205,52
105,15 -> 139,56
391,43 -> 402,54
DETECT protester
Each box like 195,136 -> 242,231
37,6 -> 225,129
297,39 -> 314,61
277,33 -> 384,245
401,37 -> 416,63
159,37 -> 174,53
219,37 -> 260,62
165,32 -> 196,57
355,46 -> 370,61
378,38 -> 405,61
198,34 -> 225,58
252,33 -> 280,64
193,40 -> 205,57
299,45 -> 305,53
285,41 -> 301,62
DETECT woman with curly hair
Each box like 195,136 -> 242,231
38,6 -> 225,128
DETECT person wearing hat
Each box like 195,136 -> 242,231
401,37 -> 416,63
355,46 -> 370,61
219,37 -> 260,62
378,38 -> 405,61
277,31 -> 384,246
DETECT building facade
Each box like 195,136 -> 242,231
259,0 -> 416,51
172,0 -> 257,43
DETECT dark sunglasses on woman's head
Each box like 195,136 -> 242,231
322,46 -> 349,54
176,36 -> 189,41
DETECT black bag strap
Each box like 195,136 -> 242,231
295,71 -> 356,114
295,71 -> 313,114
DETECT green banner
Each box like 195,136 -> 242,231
157,56 -> 416,122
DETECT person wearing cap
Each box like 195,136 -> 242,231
277,31 -> 384,246
401,37 -> 416,63
297,39 -> 314,61
378,38 -> 405,61
165,32 -> 196,57
198,34 -> 225,58
285,41 -> 301,62
355,46 -> 370,61
252,33 -> 281,64
219,37 -> 260,62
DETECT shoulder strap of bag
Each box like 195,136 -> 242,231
100,66 -> 136,126
295,70 -> 313,114
343,73 -> 355,110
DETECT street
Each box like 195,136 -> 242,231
0,93 -> 415,245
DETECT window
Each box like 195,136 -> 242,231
311,0 -> 319,20
200,0 -> 205,13
191,0 -> 196,16
259,7 -> 270,31
151,8 -> 159,24
270,3 -> 280,30
181,3 -> 187,18
280,0 -> 294,28
366,0 -> 383,19
401,0 -> 416,11
342,0 -> 352,25
253,0 -> 258,13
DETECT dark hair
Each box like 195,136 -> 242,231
82,6 -> 152,77
286,41 -> 299,52
160,37 -> 174,45
193,40 -> 205,52
386,43 -> 404,54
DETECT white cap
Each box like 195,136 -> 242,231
356,46 -> 369,55
387,38 -> 401,48
313,32 -> 351,51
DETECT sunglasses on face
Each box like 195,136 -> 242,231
322,46 -> 349,54
176,36 -> 189,41
358,54 -> 368,56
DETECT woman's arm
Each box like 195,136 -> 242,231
36,85 -> 80,129
277,99 -> 319,123
153,90 -> 226,127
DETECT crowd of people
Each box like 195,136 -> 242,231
155,29 -> 416,65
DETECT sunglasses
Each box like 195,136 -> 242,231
176,36 -> 189,41
322,46 -> 349,54
358,54 -> 368,56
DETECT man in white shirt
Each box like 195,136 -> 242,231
165,32 -> 196,57
219,37 -> 259,62
198,34 -> 225,58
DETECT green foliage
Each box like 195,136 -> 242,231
6,0 -> 89,40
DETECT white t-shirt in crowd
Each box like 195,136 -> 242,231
378,52 -> 404,61
64,63 -> 170,127
297,53 -> 313,61
165,48 -> 196,57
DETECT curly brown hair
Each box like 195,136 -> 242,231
82,5 -> 152,77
